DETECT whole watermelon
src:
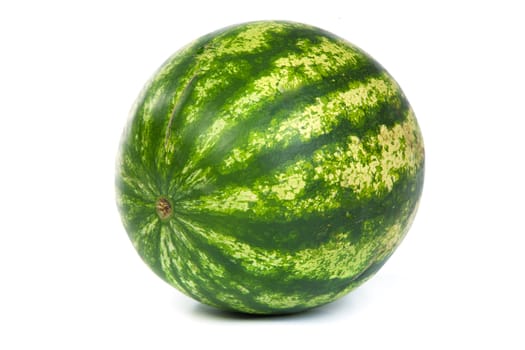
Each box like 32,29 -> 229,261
116,21 -> 424,314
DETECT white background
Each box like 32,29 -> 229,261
1,0 -> 524,349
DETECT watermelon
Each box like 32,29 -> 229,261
115,21 -> 424,315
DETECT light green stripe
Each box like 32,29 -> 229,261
172,166 -> 214,199
314,108 -> 423,197
253,271 -> 375,311
213,292 -> 259,314
276,35 -> 361,77
254,289 -> 339,311
200,21 -> 289,58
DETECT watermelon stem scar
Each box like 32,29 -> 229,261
156,197 -> 173,220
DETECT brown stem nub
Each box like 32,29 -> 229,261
156,197 -> 173,220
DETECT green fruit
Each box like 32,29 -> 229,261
116,21 -> 424,314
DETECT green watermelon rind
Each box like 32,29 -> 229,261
115,20 -> 424,314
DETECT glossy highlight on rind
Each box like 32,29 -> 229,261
115,21 -> 425,314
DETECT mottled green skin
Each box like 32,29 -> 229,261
116,21 -> 424,314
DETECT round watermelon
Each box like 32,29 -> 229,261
115,21 -> 424,314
